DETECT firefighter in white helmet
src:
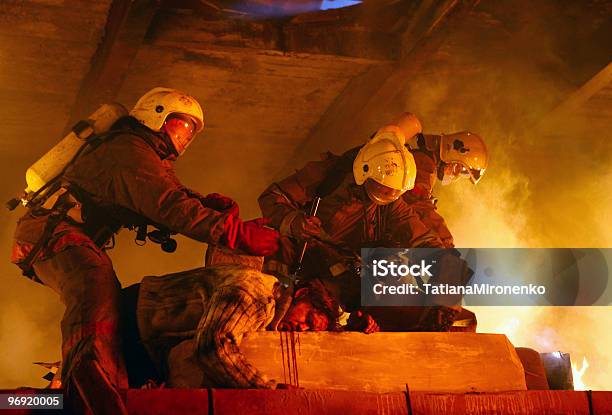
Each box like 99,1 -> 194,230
438,131 -> 488,185
130,87 -> 204,155
398,127 -> 488,333
11,87 -> 279,413
403,129 -> 489,248
353,118 -> 418,205
258,113 -> 446,333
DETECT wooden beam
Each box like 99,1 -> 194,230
535,61 -> 612,131
149,2 -> 405,61
65,0 -> 160,130
273,0 -> 474,177
167,332 -> 527,393
281,1 -> 409,60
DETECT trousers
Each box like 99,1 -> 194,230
33,246 -> 128,414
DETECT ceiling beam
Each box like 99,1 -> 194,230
535,61 -> 612,132
272,0 -> 477,178
65,0 -> 160,130
149,1 -> 406,61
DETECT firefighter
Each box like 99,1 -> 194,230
258,115 -> 437,281
11,87 -> 279,414
401,125 -> 488,332
258,115 -> 470,332
404,126 -> 489,248
388,116 -> 487,331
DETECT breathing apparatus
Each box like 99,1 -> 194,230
6,102 -> 178,254
6,103 -> 128,211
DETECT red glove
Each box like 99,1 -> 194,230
223,217 -> 279,256
201,193 -> 239,217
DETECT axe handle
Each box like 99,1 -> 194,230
294,196 -> 321,273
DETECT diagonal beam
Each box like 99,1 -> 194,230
65,0 -> 160,130
273,0 -> 476,178
535,61 -> 612,131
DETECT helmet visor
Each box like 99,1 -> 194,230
469,167 -> 484,184
163,114 -> 197,155
364,178 -> 404,205
441,162 -> 485,185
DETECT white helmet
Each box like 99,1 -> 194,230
439,131 -> 488,184
353,128 -> 417,205
130,87 -> 204,154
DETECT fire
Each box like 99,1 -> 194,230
492,316 -> 520,342
572,356 -> 590,391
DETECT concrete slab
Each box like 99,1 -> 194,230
240,332 -> 527,393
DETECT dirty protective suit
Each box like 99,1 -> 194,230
403,135 -> 455,248
259,149 -> 445,308
10,116 -> 274,413
259,140 -> 477,332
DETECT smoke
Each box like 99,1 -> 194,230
436,149 -> 530,248
0,0 -> 610,391
389,0 -> 612,391
472,307 -> 612,391
0,213 -> 62,388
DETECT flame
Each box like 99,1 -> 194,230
478,307 -> 593,390
492,316 -> 520,342
572,356 -> 590,391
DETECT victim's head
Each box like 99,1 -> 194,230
278,279 -> 340,332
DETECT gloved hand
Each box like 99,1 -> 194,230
201,193 -> 239,217
290,212 -> 322,240
415,306 -> 460,332
346,310 -> 380,334
223,216 -> 279,256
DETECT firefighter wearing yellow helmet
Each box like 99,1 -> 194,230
400,128 -> 487,331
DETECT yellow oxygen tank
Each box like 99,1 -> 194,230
6,103 -> 128,210
25,103 -> 127,193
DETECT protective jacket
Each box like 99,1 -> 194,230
258,151 -> 444,295
403,134 -> 455,248
12,117 -> 230,273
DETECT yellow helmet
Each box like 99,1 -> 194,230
439,131 -> 488,184
130,87 -> 204,154
353,126 -> 417,205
